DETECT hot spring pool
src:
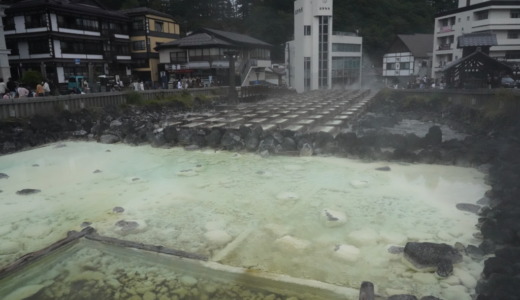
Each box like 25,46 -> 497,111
0,141 -> 489,299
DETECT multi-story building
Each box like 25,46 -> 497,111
120,8 -> 180,86
156,27 -> 273,87
0,5 -> 11,81
3,0 -> 132,90
382,34 -> 433,87
285,0 -> 363,93
432,0 -> 520,79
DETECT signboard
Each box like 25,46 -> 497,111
75,59 -> 80,65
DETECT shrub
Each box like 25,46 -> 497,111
20,70 -> 43,88
125,91 -> 143,105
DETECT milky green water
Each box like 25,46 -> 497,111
0,141 -> 488,299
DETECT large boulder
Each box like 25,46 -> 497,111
424,125 -> 442,146
403,242 -> 462,277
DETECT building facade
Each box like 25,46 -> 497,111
382,34 -> 433,87
156,28 -> 273,87
3,0 -> 132,91
286,0 -> 363,93
0,5 -> 11,81
432,0 -> 520,79
121,8 -> 180,86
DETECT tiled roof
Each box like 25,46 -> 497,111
458,32 -> 498,48
160,33 -> 233,48
119,7 -> 174,20
6,0 -> 127,20
397,34 -> 434,58
157,27 -> 271,50
198,28 -> 272,48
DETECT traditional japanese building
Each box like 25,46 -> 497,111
156,28 -> 273,87
3,0 -> 133,91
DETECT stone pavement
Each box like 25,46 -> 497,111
177,89 -> 376,136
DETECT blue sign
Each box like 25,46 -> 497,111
75,59 -> 80,65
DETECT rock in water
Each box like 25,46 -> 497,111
112,206 -> 125,213
299,143 -> 313,156
16,189 -> 41,195
99,134 -> 120,144
403,242 -> 462,277
456,203 -> 481,214
320,209 -> 347,227
375,166 -> 391,171
114,219 -> 147,235
387,245 -> 405,254
0,173 -> 8,179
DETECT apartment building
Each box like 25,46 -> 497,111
3,0 -> 132,89
121,7 -> 180,85
432,0 -> 520,79
285,0 -> 363,93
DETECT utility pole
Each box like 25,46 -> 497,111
224,49 -> 239,105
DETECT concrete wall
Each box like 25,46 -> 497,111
0,88 -> 228,120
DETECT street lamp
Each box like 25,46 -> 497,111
224,49 -> 239,105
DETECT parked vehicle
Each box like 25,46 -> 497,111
67,76 -> 86,93
501,77 -> 517,88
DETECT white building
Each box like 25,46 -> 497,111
382,34 -> 433,87
432,0 -> 520,79
285,0 -> 362,93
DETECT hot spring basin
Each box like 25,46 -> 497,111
0,141 -> 489,299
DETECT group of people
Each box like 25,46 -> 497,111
0,78 -> 51,99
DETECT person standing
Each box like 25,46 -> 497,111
42,80 -> 51,96
17,86 -> 29,97
0,78 -> 6,95
36,82 -> 45,96
7,78 -> 17,98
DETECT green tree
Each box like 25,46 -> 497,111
20,70 -> 43,88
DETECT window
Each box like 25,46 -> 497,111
251,48 -> 270,59
474,10 -> 488,21
170,51 -> 187,64
318,16 -> 329,88
133,18 -> 145,31
29,39 -> 49,54
132,40 -> 146,51
508,31 -> 520,39
304,57 -> 311,91
304,25 -> 311,36
155,21 -> 163,32
135,59 -> 148,68
332,43 -> 361,52
386,63 -> 396,70
3,17 -> 15,30
25,13 -> 46,28
331,57 -> 360,86
113,43 -> 130,55
511,10 -> 520,18
400,62 -> 410,70
57,15 -> 99,31
506,50 -> 520,60
6,39 -> 18,55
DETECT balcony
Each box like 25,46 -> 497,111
438,44 -> 452,51
438,26 -> 454,33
